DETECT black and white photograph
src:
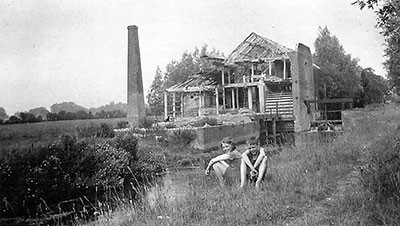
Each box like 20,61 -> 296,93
1,0 -> 399,225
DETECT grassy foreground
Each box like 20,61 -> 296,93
85,104 -> 400,226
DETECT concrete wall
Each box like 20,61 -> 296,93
193,122 -> 259,149
168,122 -> 259,150
290,43 -> 315,132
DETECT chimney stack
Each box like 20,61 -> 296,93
127,25 -> 145,125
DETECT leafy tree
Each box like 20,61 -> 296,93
28,107 -> 49,119
146,66 -> 164,117
147,44 -> 224,117
6,115 -> 22,124
0,107 -> 8,121
163,44 -> 224,88
163,51 -> 200,88
353,0 -> 400,94
361,68 -> 389,104
313,26 -> 363,100
75,110 -> 90,119
46,112 -> 58,121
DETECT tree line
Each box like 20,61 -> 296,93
146,26 -> 390,116
0,109 -> 127,124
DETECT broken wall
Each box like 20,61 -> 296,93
290,43 -> 315,132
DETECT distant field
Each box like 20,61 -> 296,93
0,118 -> 128,144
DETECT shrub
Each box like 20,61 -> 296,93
138,117 -> 154,129
96,123 -> 115,138
167,129 -> 196,147
109,131 -> 139,160
76,124 -> 99,138
76,123 -> 115,138
0,132 -> 164,218
117,120 -> 129,129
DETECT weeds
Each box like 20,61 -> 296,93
190,117 -> 220,127
87,106 -> 400,225
138,117 -> 154,129
167,129 -> 196,147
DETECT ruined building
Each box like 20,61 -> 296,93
164,32 -> 316,134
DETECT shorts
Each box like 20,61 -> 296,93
224,166 -> 240,185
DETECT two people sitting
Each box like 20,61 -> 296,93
205,136 -> 268,190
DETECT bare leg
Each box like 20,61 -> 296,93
240,158 -> 248,188
255,157 -> 268,190
213,162 -> 227,187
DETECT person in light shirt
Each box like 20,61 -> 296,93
205,137 -> 242,187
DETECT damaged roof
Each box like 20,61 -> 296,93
225,32 -> 294,65
165,69 -> 219,93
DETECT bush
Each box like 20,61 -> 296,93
117,120 -> 129,129
76,123 -> 115,138
76,124 -> 98,137
167,129 -> 196,147
96,123 -> 115,138
138,117 -> 154,129
109,131 -> 139,160
0,132 -> 165,218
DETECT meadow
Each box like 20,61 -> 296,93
0,118 -> 128,156
1,105 -> 399,225
87,104 -> 400,226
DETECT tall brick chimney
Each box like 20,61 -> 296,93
127,25 -> 145,125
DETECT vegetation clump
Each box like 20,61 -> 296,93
190,117 -> 219,127
76,123 -> 115,138
0,131 -> 165,219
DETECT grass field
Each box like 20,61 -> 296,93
84,104 -> 400,226
0,117 -> 128,157
2,105 -> 399,225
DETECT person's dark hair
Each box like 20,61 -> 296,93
221,136 -> 236,151
247,136 -> 259,146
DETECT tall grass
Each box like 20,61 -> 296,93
84,104 -> 400,226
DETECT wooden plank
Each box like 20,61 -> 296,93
164,91 -> 168,118
215,87 -> 219,115
312,120 -> 343,123
222,87 -> 226,110
305,98 -> 353,104
181,93 -> 184,117
272,118 -> 277,145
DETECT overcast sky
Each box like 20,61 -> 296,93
0,0 -> 385,115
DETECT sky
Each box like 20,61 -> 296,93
0,0 -> 386,115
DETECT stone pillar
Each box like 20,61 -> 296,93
290,43 -> 315,132
127,25 -> 145,125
